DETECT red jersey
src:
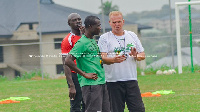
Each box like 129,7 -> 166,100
61,32 -> 81,73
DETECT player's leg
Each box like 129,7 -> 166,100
107,81 -> 126,112
81,85 -> 104,112
102,84 -> 110,112
70,73 -> 84,112
125,80 -> 145,112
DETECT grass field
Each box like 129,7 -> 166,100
0,72 -> 200,112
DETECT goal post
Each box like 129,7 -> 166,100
175,1 -> 200,74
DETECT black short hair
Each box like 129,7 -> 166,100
84,16 -> 100,28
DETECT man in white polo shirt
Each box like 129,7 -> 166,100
98,11 -> 145,112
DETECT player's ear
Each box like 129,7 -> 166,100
68,20 -> 71,26
88,25 -> 92,28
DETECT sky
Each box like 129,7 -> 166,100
53,0 -> 200,15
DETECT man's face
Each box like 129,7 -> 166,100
68,15 -> 82,30
109,14 -> 124,32
91,19 -> 101,35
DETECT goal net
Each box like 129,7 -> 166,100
175,1 -> 200,73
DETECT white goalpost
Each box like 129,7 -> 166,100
175,1 -> 200,74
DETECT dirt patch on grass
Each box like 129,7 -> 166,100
31,76 -> 43,80
57,76 -> 66,79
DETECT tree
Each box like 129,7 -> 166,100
99,1 -> 119,16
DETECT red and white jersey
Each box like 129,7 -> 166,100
61,32 -> 81,73
61,32 -> 81,55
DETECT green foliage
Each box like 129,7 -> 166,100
19,69 -> 49,80
99,1 -> 119,16
142,64 -> 200,75
182,64 -> 200,73
11,69 -> 49,81
0,75 -> 7,82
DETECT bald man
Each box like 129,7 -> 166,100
61,13 -> 85,112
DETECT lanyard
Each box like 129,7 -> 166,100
114,34 -> 126,54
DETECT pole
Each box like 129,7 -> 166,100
169,0 -> 174,68
175,3 -> 182,74
101,0 -> 105,33
37,0 -> 44,79
188,0 -> 194,73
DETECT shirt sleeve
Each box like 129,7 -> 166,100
98,34 -> 108,53
71,36 -> 81,48
69,40 -> 85,59
61,38 -> 68,55
128,31 -> 144,53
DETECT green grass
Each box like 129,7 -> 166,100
0,73 -> 200,112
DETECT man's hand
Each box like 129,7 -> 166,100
69,85 -> 76,100
129,47 -> 137,60
101,52 -> 126,64
79,26 -> 85,35
129,47 -> 145,61
113,55 -> 126,63
83,73 -> 98,80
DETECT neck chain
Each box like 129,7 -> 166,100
113,34 -> 126,52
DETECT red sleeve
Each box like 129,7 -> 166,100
61,34 -> 71,55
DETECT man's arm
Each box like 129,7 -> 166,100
136,52 -> 145,61
65,54 -> 98,80
62,55 -> 76,100
101,52 -> 126,65
129,47 -> 145,61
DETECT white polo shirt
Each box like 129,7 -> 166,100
98,30 -> 144,82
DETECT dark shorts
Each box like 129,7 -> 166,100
107,80 -> 145,112
67,72 -> 85,112
81,84 -> 110,112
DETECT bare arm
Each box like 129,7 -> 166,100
101,52 -> 126,65
65,54 -> 98,80
136,52 -> 145,61
62,55 -> 74,87
129,47 -> 145,61
62,55 -> 76,99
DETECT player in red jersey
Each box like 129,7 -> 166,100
61,13 -> 85,112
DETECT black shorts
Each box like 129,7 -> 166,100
81,84 -> 110,112
107,80 -> 145,112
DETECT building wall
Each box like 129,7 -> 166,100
20,45 -> 40,70
4,46 -> 21,65
0,23 -> 40,78
42,33 -> 66,78
3,68 -> 15,79
124,24 -> 138,35
12,24 -> 38,40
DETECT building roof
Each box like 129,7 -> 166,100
0,0 -> 151,37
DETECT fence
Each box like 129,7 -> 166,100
1,0 -> 200,78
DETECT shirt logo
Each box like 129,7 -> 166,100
114,43 -> 135,55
